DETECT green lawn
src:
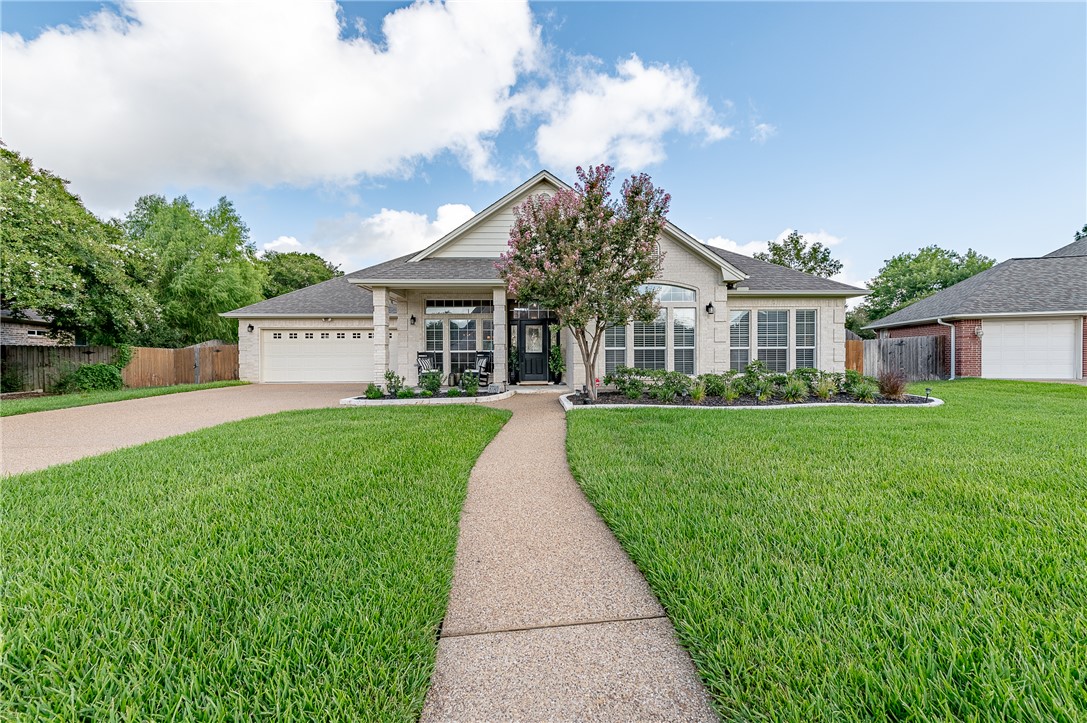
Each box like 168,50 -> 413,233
2,405 -> 509,721
0,380 -> 248,416
567,379 -> 1087,722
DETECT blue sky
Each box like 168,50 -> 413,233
2,1 -> 1084,293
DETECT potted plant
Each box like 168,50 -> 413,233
509,347 -> 521,385
548,337 -> 565,383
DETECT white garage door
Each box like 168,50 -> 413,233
262,329 -> 374,383
982,319 -> 1078,379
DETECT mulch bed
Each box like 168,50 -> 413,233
570,392 -> 937,407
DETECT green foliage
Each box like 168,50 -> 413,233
722,380 -> 740,403
753,377 -> 774,403
124,194 -> 264,346
781,377 -> 809,403
396,388 -> 415,399
72,363 -> 123,392
259,251 -> 341,299
548,334 -> 566,376
739,359 -> 768,395
419,371 -> 442,396
363,383 -> 383,400
604,367 -> 647,400
383,370 -> 405,395
814,376 -> 836,400
689,380 -> 706,404
497,164 -> 670,399
1075,224 -> 1086,241
753,230 -> 843,278
852,381 -> 877,402
1,406 -> 510,719
842,369 -> 866,395
788,367 -> 820,392
647,370 -> 694,403
567,381 -> 1087,721
698,373 -> 730,397
446,387 -> 462,398
461,374 -> 480,397
845,308 -> 876,339
1,363 -> 26,393
1,146 -> 158,345
859,245 -> 995,322
420,390 -> 434,398
1,382 -> 247,417
112,344 -> 133,370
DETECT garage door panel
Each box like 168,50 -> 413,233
262,329 -> 373,383
982,319 -> 1076,379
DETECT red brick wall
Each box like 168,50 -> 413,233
886,320 -> 982,377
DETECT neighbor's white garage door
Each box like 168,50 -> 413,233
261,329 -> 374,383
981,319 -> 1078,379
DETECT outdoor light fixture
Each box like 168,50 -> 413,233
925,387 -> 932,400
322,317 -> 332,322
410,315 -> 417,325
247,324 -> 254,333
705,302 -> 715,315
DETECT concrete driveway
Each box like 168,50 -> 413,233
1,384 -> 362,476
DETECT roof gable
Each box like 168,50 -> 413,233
704,246 -> 868,296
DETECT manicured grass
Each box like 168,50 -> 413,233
567,380 -> 1087,721
2,406 -> 509,721
0,380 -> 248,416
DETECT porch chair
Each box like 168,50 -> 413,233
461,352 -> 491,389
417,352 -> 436,375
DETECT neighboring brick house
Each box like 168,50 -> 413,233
865,239 -> 1087,380
223,171 -> 868,385
0,309 -> 68,346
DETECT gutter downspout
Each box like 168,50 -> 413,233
936,318 -> 955,380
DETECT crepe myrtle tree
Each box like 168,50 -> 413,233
497,165 -> 669,400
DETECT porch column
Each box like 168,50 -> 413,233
492,287 -> 508,387
373,286 -> 388,384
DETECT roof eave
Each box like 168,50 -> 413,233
346,278 -> 503,289
220,312 -> 388,319
728,288 -> 869,298
865,309 -> 1087,330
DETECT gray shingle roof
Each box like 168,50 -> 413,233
221,272 -> 393,317
348,253 -> 501,281
703,245 -> 867,294
865,255 -> 1087,329
1044,238 -> 1087,258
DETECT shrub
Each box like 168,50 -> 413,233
446,387 -> 462,397
781,378 -> 809,403
790,367 -> 820,392
842,369 -> 866,395
396,388 -> 415,399
853,381 -> 877,403
364,383 -> 383,400
1,362 -> 25,393
462,375 -> 479,397
878,370 -> 908,399
739,360 -> 767,394
420,390 -> 434,398
813,377 -> 836,400
604,367 -> 646,400
722,380 -> 740,403
649,371 -> 693,402
689,380 -> 706,404
419,371 -> 442,396
699,373 -> 728,397
383,370 -> 405,395
73,363 -> 123,392
753,377 -> 774,403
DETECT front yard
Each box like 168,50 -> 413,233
1,405 -> 509,721
0,380 -> 248,416
567,379 -> 1087,721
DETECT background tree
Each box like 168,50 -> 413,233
497,164 -> 669,400
1,146 -> 158,344
1074,224 -> 1086,241
125,195 -> 264,346
754,230 -> 843,278
857,245 -> 995,323
260,251 -> 342,299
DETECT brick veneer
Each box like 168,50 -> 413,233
0,321 -> 62,346
886,320 -> 981,377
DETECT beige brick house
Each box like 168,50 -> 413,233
224,172 -> 867,386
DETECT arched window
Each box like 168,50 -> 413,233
640,283 -> 696,302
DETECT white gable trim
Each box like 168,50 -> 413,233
409,171 -> 566,262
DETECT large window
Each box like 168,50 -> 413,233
425,319 -> 444,369
605,325 -> 626,375
640,283 -> 696,302
757,310 -> 788,372
449,319 -> 477,374
795,310 -> 816,369
633,311 -> 667,370
426,299 -> 493,315
673,309 -> 695,374
729,310 -> 750,371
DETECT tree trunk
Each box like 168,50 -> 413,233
572,327 -> 597,400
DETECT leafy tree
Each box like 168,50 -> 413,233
125,195 -> 264,346
1075,224 -> 1086,241
859,245 -> 995,322
754,230 -> 843,278
0,146 -> 157,344
260,251 -> 341,299
497,164 -> 669,400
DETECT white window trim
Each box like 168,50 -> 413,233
757,309 -> 789,373
795,309 -> 817,369
729,309 -> 751,372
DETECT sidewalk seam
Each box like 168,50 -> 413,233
440,613 -> 668,639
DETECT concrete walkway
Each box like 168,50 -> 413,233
421,393 -> 716,721
1,383 -> 361,476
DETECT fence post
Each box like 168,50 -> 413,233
194,346 -> 201,385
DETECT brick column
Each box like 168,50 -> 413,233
492,287 -> 507,387
373,286 -> 388,384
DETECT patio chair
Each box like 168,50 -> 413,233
460,353 -> 491,388
417,352 -> 436,375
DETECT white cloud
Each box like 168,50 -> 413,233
534,54 -> 732,171
751,122 -> 777,143
262,236 -> 303,254
304,203 -> 476,272
702,236 -> 769,257
1,1 -> 541,209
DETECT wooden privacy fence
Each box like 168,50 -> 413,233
862,336 -> 946,380
845,339 -> 864,373
1,343 -> 238,391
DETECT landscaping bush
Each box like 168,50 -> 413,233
604,367 -> 647,400
384,370 -> 405,396
419,371 -> 442,396
789,367 -> 820,393
699,372 -> 730,397
396,388 -> 415,399
753,377 -> 774,403
1,362 -> 25,393
878,370 -> 908,399
364,383 -> 383,400
420,390 -> 434,398
738,360 -> 767,395
813,376 -> 836,400
722,379 -> 740,403
446,387 -> 462,397
73,363 -> 124,392
689,380 -> 706,404
781,377 -> 809,403
646,370 -> 693,403
853,381 -> 877,403
462,374 -> 479,397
